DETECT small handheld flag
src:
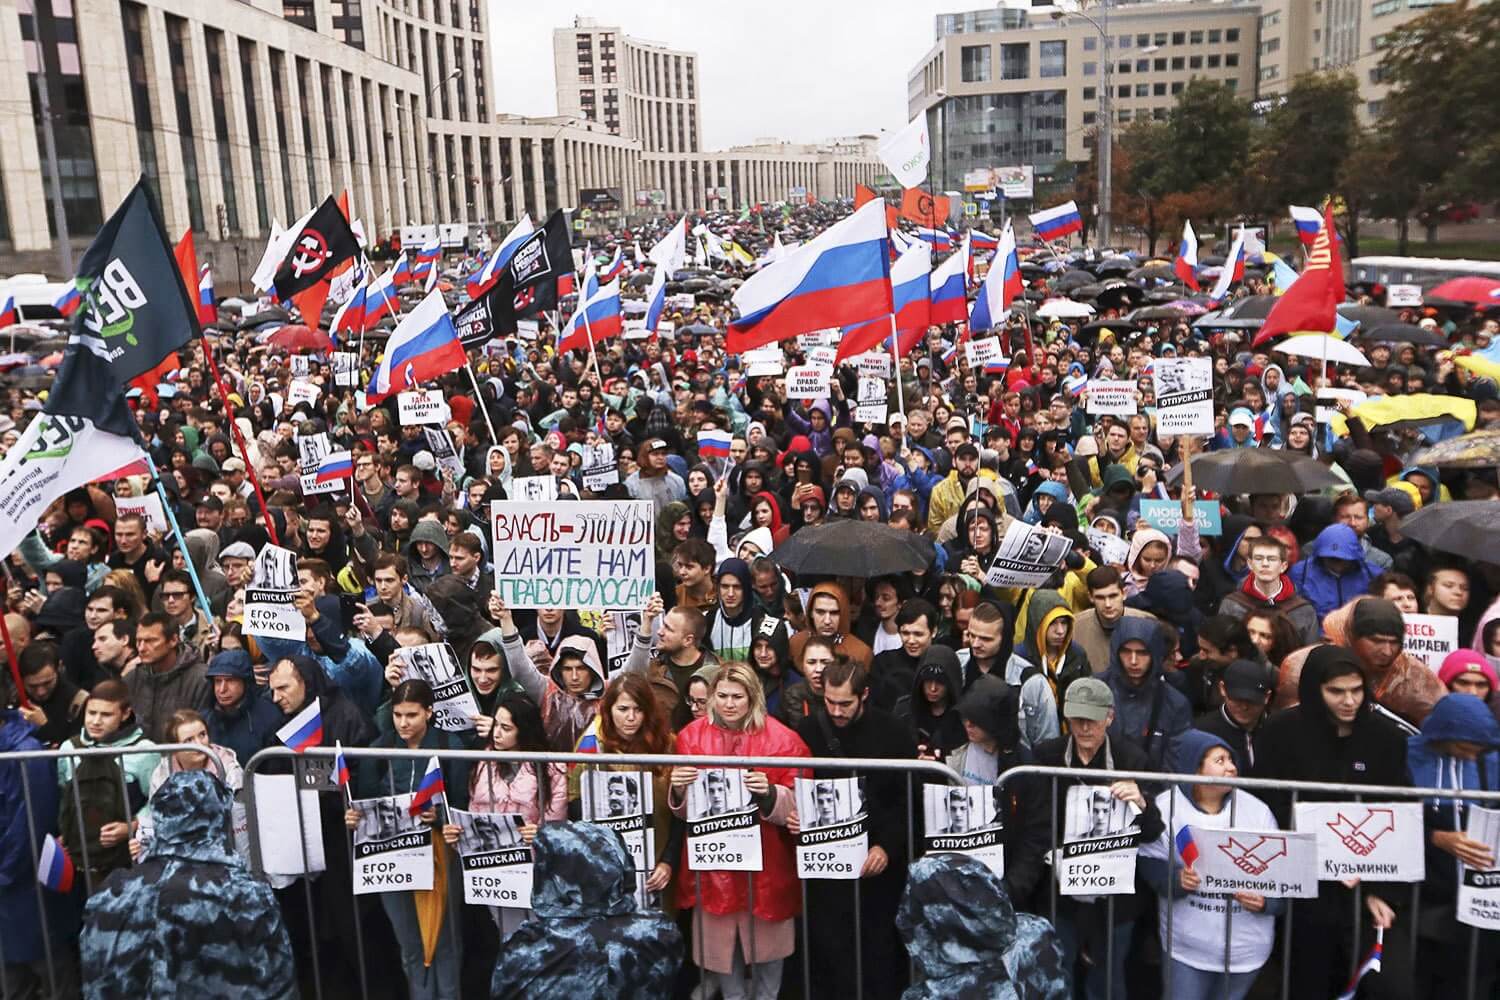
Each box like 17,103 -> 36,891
408,756 -> 445,815
1336,930 -> 1382,1000
38,833 -> 75,893
277,700 -> 323,752
1174,825 -> 1199,867
315,450 -> 354,485
334,741 -> 351,788
697,429 -> 733,459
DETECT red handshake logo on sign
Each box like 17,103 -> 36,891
1217,835 -> 1287,876
1325,808 -> 1395,856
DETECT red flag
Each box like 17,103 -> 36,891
854,185 -> 877,210
900,189 -> 949,228
1253,203 -> 1344,347
130,231 -> 196,404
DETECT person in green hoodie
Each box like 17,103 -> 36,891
1004,590 -> 1092,753
466,627 -> 527,742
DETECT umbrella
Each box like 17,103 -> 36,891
1270,334 -> 1370,367
1170,449 -> 1343,494
1037,298 -> 1095,319
1220,296 -> 1277,321
239,307 -> 291,330
1360,323 -> 1448,348
1401,501 -> 1500,564
267,324 -> 334,353
1427,276 -> 1500,305
1053,270 -> 1096,290
1094,258 -> 1134,274
1410,430 -> 1500,469
1336,304 -> 1401,329
679,322 -> 716,336
0,352 -> 30,368
770,519 -> 936,577
1069,283 -> 1106,301
1129,263 -> 1176,282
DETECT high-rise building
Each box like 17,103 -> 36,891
554,18 -> 701,154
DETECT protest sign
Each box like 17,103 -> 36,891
744,346 -> 783,377
855,377 -> 888,423
114,493 -> 167,535
490,500 -> 654,610
794,778 -> 868,880
604,610 -> 645,674
985,520 -> 1073,588
856,352 -> 892,380
1294,802 -> 1425,882
243,544 -> 303,639
1055,786 -> 1142,896
806,345 -> 838,369
296,431 -> 341,497
623,318 -> 653,340
1386,284 -> 1422,307
1316,387 -> 1367,424
1086,528 -> 1132,568
398,389 -> 450,425
797,329 -> 834,350
392,642 -> 480,732
1403,613 -> 1459,670
332,352 -> 359,386
1153,358 -> 1214,436
450,809 -> 532,907
965,337 -> 1004,368
515,319 -> 539,341
511,475 -> 557,502
579,770 -> 656,872
1138,500 -> 1223,536
1085,380 -> 1137,417
287,379 -> 320,407
1457,806 -> 1500,929
922,784 -> 1005,878
290,355 -> 311,378
1187,827 -> 1319,898
250,773 -> 326,876
785,365 -> 831,400
685,768 -> 762,872
581,441 -> 619,492
351,793 -> 434,894
423,428 -> 465,479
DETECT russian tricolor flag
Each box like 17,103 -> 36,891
1289,205 -> 1323,247
914,226 -> 953,252
968,230 -> 999,252
466,214 -> 533,299
929,244 -> 968,325
364,266 -> 401,328
726,199 -> 892,354
315,449 -> 354,484
408,756 -> 445,815
1336,931 -> 1382,1000
334,741 -> 351,789
0,295 -> 16,328
54,284 -> 81,317
643,266 -> 669,336
198,266 -> 216,325
1064,372 -> 1088,397
366,288 -> 467,403
941,343 -> 958,366
556,279 -> 624,354
600,247 -> 626,283
1029,200 -> 1084,243
330,274 -> 369,341
390,255 -> 413,286
37,833 -> 74,893
1174,824 -> 1199,866
984,358 -> 1010,375
277,700 -> 323,752
697,428 -> 732,459
1174,221 -> 1200,292
968,223 -> 1023,334
1207,229 -> 1247,302
837,241 -> 931,360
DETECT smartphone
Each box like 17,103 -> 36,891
339,593 -> 361,631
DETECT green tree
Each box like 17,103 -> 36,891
1241,72 -> 1360,222
1164,80 -> 1250,192
1120,120 -> 1175,254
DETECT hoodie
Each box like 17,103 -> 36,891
1005,590 -> 1092,752
1103,615 -> 1192,767
1126,568 -> 1204,658
1288,523 -> 1383,620
894,646 -> 966,757
403,518 -> 452,593
505,631 -> 607,751
787,581 -> 873,668
704,558 -> 757,661
1407,694 -> 1500,903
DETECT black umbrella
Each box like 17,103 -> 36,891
1094,257 -> 1134,274
1360,323 -> 1448,348
1401,501 -> 1500,564
1168,449 -> 1343,494
1070,283 -> 1106,301
1337,304 -> 1401,329
1129,264 -> 1176,282
771,519 -> 936,577
1054,270 -> 1096,290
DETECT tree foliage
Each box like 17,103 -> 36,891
1241,72 -> 1360,221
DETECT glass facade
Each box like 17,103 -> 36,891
268,49 -> 295,216
119,2 -> 159,208
204,30 -> 240,235
239,40 -> 269,232
960,44 -> 991,83
928,90 -> 1067,189
163,15 -> 203,232
23,0 -> 103,236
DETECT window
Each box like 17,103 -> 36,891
1118,85 -> 1130,98
1153,82 -> 1166,95
1208,29 -> 1222,43
1190,30 -> 1203,44
1136,33 -> 1149,47
1083,86 -> 1096,100
1083,35 -> 1096,51
1226,52 -> 1239,67
1261,11 -> 1280,27
1261,39 -> 1281,55
1190,55 -> 1202,68
1371,0 -> 1400,13
1135,83 -> 1148,97
1118,109 -> 1132,122
960,44 -> 991,82
1208,54 -> 1221,67
1083,110 -> 1096,124
1171,32 -> 1185,45
1154,58 -> 1166,71
1171,56 -> 1184,69
165,16 -> 203,231
1226,28 -> 1239,42
1132,59 -> 1144,72
1367,100 -> 1384,117
1000,43 -> 1029,80
1172,81 -> 1185,93
1083,61 -> 1096,77
1117,34 -> 1131,49
1225,78 -> 1238,91
1154,107 -> 1169,120
1154,32 -> 1167,46
120,2 -> 159,205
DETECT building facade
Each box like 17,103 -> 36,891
553,17 -> 701,154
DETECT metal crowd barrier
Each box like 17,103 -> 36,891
0,743 -> 227,1000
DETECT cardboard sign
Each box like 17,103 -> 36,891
1403,613 -> 1459,670
290,355 -> 311,378
985,520 -> 1073,588
856,352 -> 892,380
797,330 -> 834,349
579,770 -> 657,873
332,352 -> 359,387
1138,500 -> 1223,536
250,773 -> 326,876
1085,380 -> 1137,417
1187,827 -> 1319,898
450,809 -> 532,907
1086,527 -> 1131,567
514,318 -> 539,341
1153,358 -> 1214,436
744,346 -> 784,377
965,337 -> 1004,368
398,389 -> 450,425
854,377 -> 888,423
351,793 -> 434,894
685,768 -> 762,872
490,499 -> 655,610
581,441 -> 618,492
1294,801 -> 1425,882
512,475 -> 557,502
392,642 -> 480,733
805,345 -> 837,369
243,544 -> 302,639
922,784 -> 1005,878
1457,806 -> 1500,929
114,493 -> 167,535
287,379 -> 320,407
1055,786 -> 1142,896
794,778 -> 868,880
1386,283 -> 1422,308
785,365 -> 831,400
423,427 -> 465,479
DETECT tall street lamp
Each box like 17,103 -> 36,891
1052,2 -> 1112,248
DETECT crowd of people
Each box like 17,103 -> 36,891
3,196 -> 1500,1000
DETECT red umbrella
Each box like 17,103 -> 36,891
1427,276 -> 1500,305
268,324 -> 334,353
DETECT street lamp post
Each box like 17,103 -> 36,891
1053,2 -> 1112,248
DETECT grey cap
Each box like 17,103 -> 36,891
1362,487 -> 1415,517
219,541 -> 256,561
1063,677 -> 1114,721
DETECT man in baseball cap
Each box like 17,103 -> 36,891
1194,659 -> 1274,771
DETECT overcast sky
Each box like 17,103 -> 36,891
486,1 -> 957,149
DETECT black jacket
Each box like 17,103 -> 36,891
893,646 -> 966,759
1193,704 -> 1266,774
871,646 -> 921,712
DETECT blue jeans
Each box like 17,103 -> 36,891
379,890 -> 461,1000
1055,908 -> 1131,1000
1165,960 -> 1258,1000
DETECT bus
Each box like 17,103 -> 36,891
1350,255 -> 1500,291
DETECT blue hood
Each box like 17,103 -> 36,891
1108,615 -> 1168,681
1169,729 -> 1235,798
1306,522 -> 1367,562
1408,694 -> 1500,806
1126,569 -> 1203,657
1023,480 -> 1070,525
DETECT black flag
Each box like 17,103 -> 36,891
273,195 -> 360,301
454,295 -> 494,349
485,210 -> 573,333
66,177 -> 198,388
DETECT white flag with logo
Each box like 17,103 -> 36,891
878,115 -> 930,189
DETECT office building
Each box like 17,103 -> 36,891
553,18 -> 701,154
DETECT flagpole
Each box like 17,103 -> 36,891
575,271 -> 606,389
463,357 -> 499,446
138,448 -> 216,628
888,314 -> 906,417
199,335 -> 280,544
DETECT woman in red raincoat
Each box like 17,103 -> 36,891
669,661 -> 809,1000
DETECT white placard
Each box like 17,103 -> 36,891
623,318 -> 653,340
1386,283 -> 1423,308
985,520 -> 1073,588
250,772 -> 326,876
922,784 -> 1005,878
287,379 -> 320,407
511,475 -> 557,502
392,642 -> 480,732
1316,387 -> 1367,424
297,432 -> 331,474
298,472 -> 343,497
1153,358 -> 1214,436
1086,380 -> 1138,417
351,793 -> 434,894
1294,801 -> 1425,882
114,493 -> 167,535
785,365 -> 832,400
423,427 -> 465,479
516,319 -> 540,341
398,389 -> 450,425
332,352 -> 359,387
797,329 -> 834,349
794,777 -> 868,880
744,346 -> 783,377
1457,806 -> 1500,929
806,345 -> 837,369
855,377 -> 888,423
581,441 -> 618,492
1086,527 -> 1132,567
290,355 -> 311,378
579,770 -> 657,872
1403,613 -> 1459,670
1187,827 -> 1319,898
965,337 -> 1004,368
856,352 -> 892,380
244,543 -> 302,639
490,499 -> 654,610
685,768 -> 762,872
450,809 -> 532,908
1055,785 -> 1142,896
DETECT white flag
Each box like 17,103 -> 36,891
878,115 -> 931,189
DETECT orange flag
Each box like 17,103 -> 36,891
900,189 -> 949,228
854,184 -> 876,209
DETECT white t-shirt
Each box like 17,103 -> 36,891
871,624 -> 902,657
1138,786 -> 1279,974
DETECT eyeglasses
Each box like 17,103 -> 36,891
161,590 -> 191,600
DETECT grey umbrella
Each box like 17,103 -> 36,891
1167,449 -> 1343,494
771,519 -> 936,577
1401,501 -> 1500,564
